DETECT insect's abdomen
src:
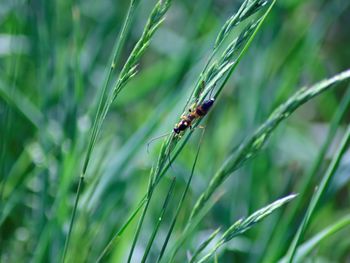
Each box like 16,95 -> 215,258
196,98 -> 214,116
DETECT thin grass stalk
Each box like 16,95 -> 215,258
189,69 -> 350,224
279,214 -> 350,263
212,0 -> 276,101
61,175 -> 83,263
269,84 -> 350,260
99,1 -> 275,259
80,0 -> 142,205
294,85 -> 350,209
133,0 -> 275,196
172,1 -> 276,142
97,134 -> 190,259
82,0 -> 140,176
63,0 -> 174,260
167,190 -> 227,263
95,197 -> 147,262
285,124 -> 350,262
184,0 -> 271,112
141,177 -> 177,263
196,194 -> 297,263
99,1 -> 276,259
189,228 -> 221,263
156,130 -> 205,262
61,1 -> 140,261
127,191 -> 153,263
120,0 -> 175,251
127,135 -> 174,262
154,0 -> 276,204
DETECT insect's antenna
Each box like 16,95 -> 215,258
163,133 -> 176,172
147,132 -> 172,154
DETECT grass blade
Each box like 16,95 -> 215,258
141,177 -> 176,263
279,214 -> 350,263
61,1 -> 142,261
189,228 -> 221,263
196,194 -> 297,263
264,84 -> 350,262
189,69 -> 350,223
95,197 -> 147,262
109,2 -> 278,260
165,191 -> 226,263
284,124 -> 350,262
156,130 -> 205,262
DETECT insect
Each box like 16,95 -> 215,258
147,82 -> 215,152
173,98 -> 215,134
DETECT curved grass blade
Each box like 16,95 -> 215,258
285,123 -> 350,262
196,194 -> 297,263
189,69 -> 350,224
265,84 -> 350,262
165,191 -> 225,263
102,2 -> 278,259
189,228 -> 221,263
279,214 -> 350,263
151,0 -> 277,228
61,0 -> 142,261
183,0 -> 272,112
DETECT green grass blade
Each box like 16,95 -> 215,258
156,130 -> 205,262
285,124 -> 350,262
118,3 -> 278,260
141,177 -> 176,263
61,1 -> 141,261
294,85 -> 350,208
214,0 -> 269,49
126,193 -> 153,263
279,214 -> 350,263
196,194 -> 297,263
165,191 -> 225,263
189,228 -> 221,263
189,69 -> 350,223
95,197 -> 147,262
265,84 -> 350,261
213,0 -> 276,99
141,0 -> 277,231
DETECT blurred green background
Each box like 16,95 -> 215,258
1,0 -> 350,262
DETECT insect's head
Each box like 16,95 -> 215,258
173,127 -> 180,134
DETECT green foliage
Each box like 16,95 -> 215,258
194,194 -> 297,263
190,69 -> 350,223
1,0 -> 350,262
